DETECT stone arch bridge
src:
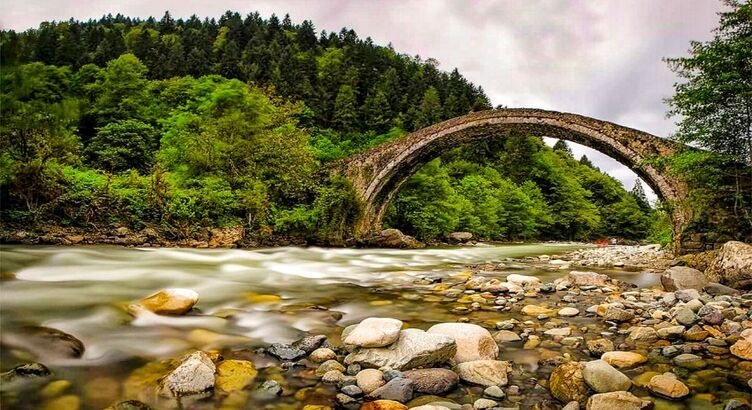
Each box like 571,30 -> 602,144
339,108 -> 703,251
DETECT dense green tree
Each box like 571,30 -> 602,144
332,85 -> 359,131
552,139 -> 572,156
666,0 -> 752,164
630,181 -> 651,212
86,120 -> 157,172
414,86 -> 442,129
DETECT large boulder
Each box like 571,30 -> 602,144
345,329 -> 456,370
427,323 -> 498,363
344,318 -> 403,348
549,361 -> 589,403
369,229 -> 421,249
705,241 -> 752,289
660,266 -> 709,291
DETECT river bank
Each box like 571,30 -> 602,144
1,244 -> 749,409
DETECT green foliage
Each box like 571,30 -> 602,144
87,120 -> 157,172
666,0 -> 752,164
387,135 -> 653,242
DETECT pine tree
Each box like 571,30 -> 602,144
414,86 -> 442,130
579,155 -> 596,169
363,89 -> 392,133
630,181 -> 651,212
332,85 -> 359,131
553,139 -> 573,156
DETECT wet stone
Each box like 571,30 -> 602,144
454,360 -> 510,387
341,384 -> 363,397
368,378 -> 414,403
268,343 -> 306,361
403,368 -> 458,395
582,359 -> 631,393
293,334 -> 327,354
647,373 -> 690,399
675,308 -> 700,326
162,351 -> 216,396
587,338 -> 614,356
258,380 -> 282,396
603,306 -> 634,322
356,368 -> 385,394
673,353 -> 706,369
549,361 -> 589,403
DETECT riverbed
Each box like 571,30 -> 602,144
0,243 -> 748,409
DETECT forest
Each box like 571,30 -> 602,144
0,11 -> 656,244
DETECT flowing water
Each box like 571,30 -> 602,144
1,243 -> 734,409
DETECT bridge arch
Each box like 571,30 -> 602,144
341,108 -> 691,247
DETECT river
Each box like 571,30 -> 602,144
2,243 -> 744,409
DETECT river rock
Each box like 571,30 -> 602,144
558,307 -> 580,317
162,351 -> 215,395
345,329 -> 456,370
130,288 -> 198,315
3,326 -> 86,361
647,373 -> 690,399
704,282 -> 741,296
268,343 -> 306,361
587,338 -> 614,356
567,271 -> 609,286
315,359 -> 346,375
473,398 -> 497,409
521,305 -> 555,316
544,327 -> 572,337
356,369 -> 385,394
292,334 -> 327,353
506,274 -> 540,286
427,323 -> 498,363
661,266 -> 709,291
586,391 -> 651,410
601,351 -> 647,368
369,229 -> 421,249
549,361 -> 589,403
627,327 -> 657,342
603,306 -> 634,322
454,360 -> 511,387
582,360 -> 631,393
215,360 -> 257,392
448,232 -> 473,243
403,368 -> 458,395
656,326 -> 685,341
674,308 -> 699,326
0,362 -> 51,389
494,330 -> 521,343
673,353 -> 706,369
309,347 -> 337,363
344,318 -> 403,348
368,378 -> 414,403
705,241 -> 752,289
361,401 -> 408,410
730,329 -> 752,360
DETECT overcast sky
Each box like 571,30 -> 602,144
1,0 -> 726,202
